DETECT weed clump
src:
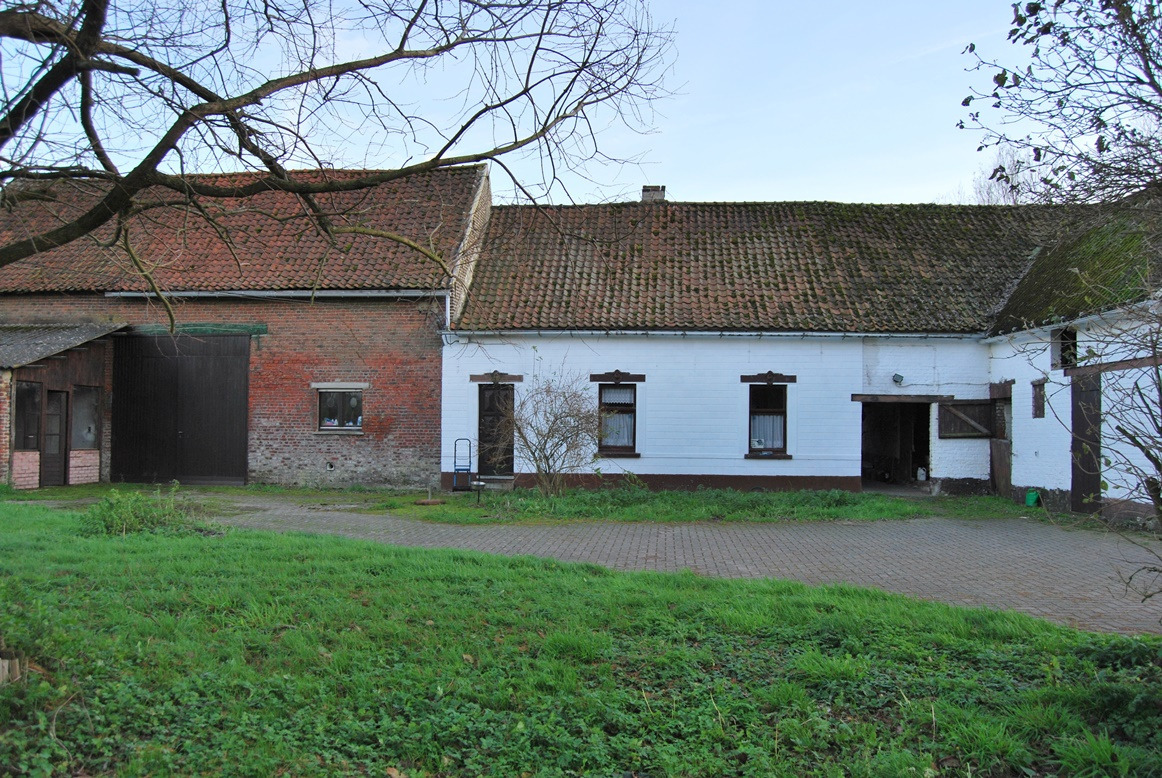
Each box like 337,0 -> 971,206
80,486 -> 211,536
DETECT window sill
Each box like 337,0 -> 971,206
315,429 -> 364,436
598,451 -> 641,458
745,452 -> 792,460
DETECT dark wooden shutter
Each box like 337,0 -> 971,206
937,401 -> 994,439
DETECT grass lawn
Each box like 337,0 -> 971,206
384,490 -> 1035,525
1,499 -> 1159,776
1,481 -> 1034,525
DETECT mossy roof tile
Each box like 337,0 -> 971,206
459,201 -> 1052,333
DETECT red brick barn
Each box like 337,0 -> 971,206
0,166 -> 490,488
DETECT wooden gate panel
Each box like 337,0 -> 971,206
178,343 -> 249,483
112,335 -> 249,484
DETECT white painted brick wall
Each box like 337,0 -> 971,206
863,338 -> 992,480
1080,316 -> 1160,504
443,334 -> 997,482
989,333 -> 1073,492
444,334 -> 864,477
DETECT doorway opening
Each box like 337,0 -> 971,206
861,402 -> 931,485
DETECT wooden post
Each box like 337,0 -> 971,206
0,649 -> 26,685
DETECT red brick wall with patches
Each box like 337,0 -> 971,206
0,370 -> 10,486
0,294 -> 444,487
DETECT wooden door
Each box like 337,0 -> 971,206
990,439 -> 1012,498
478,384 -> 514,477
990,398 -> 1012,498
40,391 -> 67,487
112,335 -> 249,484
1071,374 -> 1102,513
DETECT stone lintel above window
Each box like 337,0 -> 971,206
311,381 -> 370,390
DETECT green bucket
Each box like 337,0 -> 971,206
1025,490 -> 1041,507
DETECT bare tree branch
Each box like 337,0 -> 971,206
0,0 -> 672,270
963,1 -> 1162,204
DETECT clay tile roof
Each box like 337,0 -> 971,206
0,166 -> 485,294
458,200 -> 1052,334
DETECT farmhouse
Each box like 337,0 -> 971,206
442,190 -> 1058,497
1,168 -> 1156,516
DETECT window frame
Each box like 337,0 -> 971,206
14,381 -> 41,451
311,382 -> 368,433
1032,379 -> 1047,419
1052,327 -> 1078,369
590,371 -> 645,458
69,385 -> 102,450
598,383 -> 638,456
747,383 -> 789,457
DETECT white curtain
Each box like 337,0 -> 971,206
750,413 -> 785,449
602,413 -> 634,447
601,386 -> 635,405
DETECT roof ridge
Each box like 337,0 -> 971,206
490,200 -> 1059,210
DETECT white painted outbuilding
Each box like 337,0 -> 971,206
440,191 -> 1160,516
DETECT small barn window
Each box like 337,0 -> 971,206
1051,327 -> 1078,369
14,381 -> 40,450
598,384 -> 636,454
319,390 -> 363,430
70,386 -> 101,449
312,382 -> 369,432
1032,379 -> 1047,419
937,401 -> 993,439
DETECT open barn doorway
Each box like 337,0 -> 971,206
861,402 -> 931,486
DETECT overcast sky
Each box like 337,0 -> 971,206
514,0 -> 1023,206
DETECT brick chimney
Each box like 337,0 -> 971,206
641,185 -> 666,202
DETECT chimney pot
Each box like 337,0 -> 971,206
641,185 -> 666,202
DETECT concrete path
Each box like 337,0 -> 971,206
215,497 -> 1162,636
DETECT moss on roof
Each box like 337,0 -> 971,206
990,215 -> 1156,334
458,201 -> 1057,333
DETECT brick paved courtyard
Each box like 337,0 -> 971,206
215,497 -> 1162,635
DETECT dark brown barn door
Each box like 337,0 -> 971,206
478,384 -> 514,477
112,335 -> 250,484
40,391 -> 67,487
990,394 -> 1012,499
1071,374 -> 1102,513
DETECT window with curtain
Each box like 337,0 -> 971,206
599,384 -> 636,453
749,384 -> 786,454
318,390 -> 363,430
